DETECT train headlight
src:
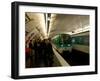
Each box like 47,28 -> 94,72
61,44 -> 63,47
68,44 -> 71,47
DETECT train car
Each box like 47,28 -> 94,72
52,34 -> 72,53
52,31 -> 89,54
71,31 -> 89,54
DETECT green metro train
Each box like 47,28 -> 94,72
52,31 -> 89,54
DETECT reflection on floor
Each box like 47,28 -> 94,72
61,49 -> 89,66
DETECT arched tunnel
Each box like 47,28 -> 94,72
25,12 -> 89,68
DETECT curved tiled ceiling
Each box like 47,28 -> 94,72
48,14 -> 89,38
25,12 -> 89,41
25,12 -> 47,41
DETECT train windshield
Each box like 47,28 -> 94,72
52,34 -> 72,48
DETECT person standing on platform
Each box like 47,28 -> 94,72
29,40 -> 33,49
28,40 -> 33,67
25,45 -> 32,68
34,39 -> 41,67
43,39 -> 54,67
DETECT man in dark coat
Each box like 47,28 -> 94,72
43,39 -> 54,67
34,39 -> 41,67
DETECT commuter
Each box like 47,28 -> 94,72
47,39 -> 54,67
28,40 -> 34,67
43,39 -> 54,67
31,39 -> 35,67
42,39 -> 47,66
49,39 -> 54,66
39,40 -> 44,65
25,45 -> 32,68
42,39 -> 48,66
29,40 -> 33,49
34,39 -> 41,67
